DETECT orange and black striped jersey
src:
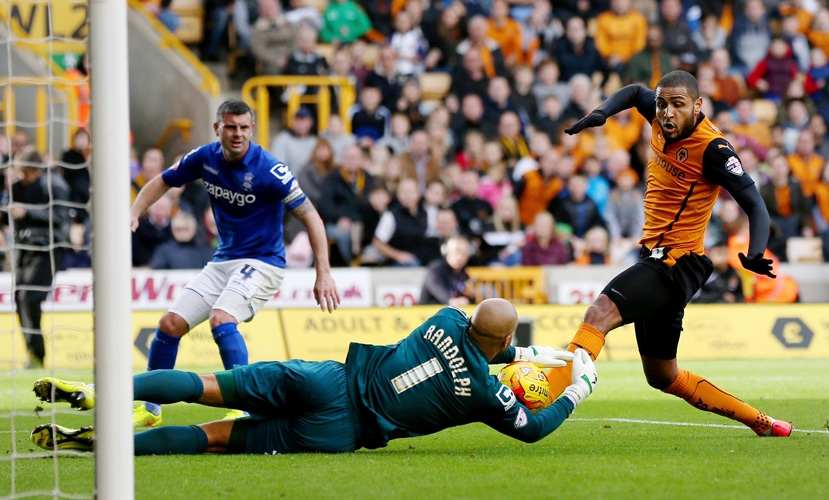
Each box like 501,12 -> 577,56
633,90 -> 755,258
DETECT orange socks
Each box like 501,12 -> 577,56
663,369 -> 772,436
548,323 -> 607,398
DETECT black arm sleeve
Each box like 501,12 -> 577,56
732,184 -> 771,257
701,138 -> 769,256
595,84 -> 656,122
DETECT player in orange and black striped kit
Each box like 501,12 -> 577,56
554,70 -> 791,437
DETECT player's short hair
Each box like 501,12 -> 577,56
216,99 -> 255,124
656,70 -> 699,100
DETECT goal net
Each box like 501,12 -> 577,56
1,0 -> 134,497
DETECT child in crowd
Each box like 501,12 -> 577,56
389,10 -> 429,77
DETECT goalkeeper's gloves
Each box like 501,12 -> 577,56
738,252 -> 776,278
514,345 -> 574,368
561,348 -> 598,408
564,110 -> 607,135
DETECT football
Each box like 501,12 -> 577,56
498,361 -> 553,412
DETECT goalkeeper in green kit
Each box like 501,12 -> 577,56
31,299 -> 597,455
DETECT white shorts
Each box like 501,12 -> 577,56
168,259 -> 285,329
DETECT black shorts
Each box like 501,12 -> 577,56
601,246 -> 713,360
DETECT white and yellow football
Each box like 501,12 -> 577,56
498,361 -> 553,412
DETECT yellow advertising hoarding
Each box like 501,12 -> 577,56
0,0 -> 88,57
1,304 -> 826,369
0,310 -> 287,370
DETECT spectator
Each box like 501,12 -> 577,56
132,193 -> 173,267
554,15 -> 605,83
594,0 -> 647,76
574,225 -> 611,265
283,26 -> 329,103
230,0 -> 257,54
581,156 -> 610,216
319,0 -> 371,44
732,98 -> 773,148
604,168 -> 644,263
515,148 -> 562,226
692,11 -> 728,62
357,183 -> 393,265
142,0 -> 180,33
657,0 -> 695,61
782,15 -> 811,72
533,95 -> 563,144
787,129 -> 824,197
60,128 -> 90,223
808,109 -> 829,159
319,144 -> 376,265
511,65 -> 538,120
269,106 -> 317,179
365,47 -> 408,117
399,130 -> 442,194
813,162 -> 829,233
449,94 -> 492,150
424,179 -> 449,238
626,24 -> 674,89
728,0 -> 772,75
560,74 -> 596,122
455,130 -> 486,172
496,111 -> 529,169
747,36 -> 815,101
371,178 -> 434,266
249,0 -> 297,75
531,59 -> 570,113
548,172 -> 605,238
425,117 -> 453,165
296,138 -> 336,209
807,7 -> 829,58
418,235 -> 475,305
150,211 -> 214,270
484,77 -> 525,131
423,1 -> 467,71
693,241 -> 744,304
521,211 -> 570,265
447,47 -> 491,109
451,169 -> 493,242
709,48 -> 743,108
357,0 -> 393,41
130,147 -> 164,204
727,217 -> 799,303
759,155 -> 813,259
373,151 -> 402,195
389,10 -> 429,77
604,107 -> 647,154
518,0 -> 559,67
477,162 -> 513,210
319,114 -> 356,163
512,130 -> 552,182
780,98 -> 812,154
201,0 -> 230,62
377,112 -> 411,156
456,15 -> 507,79
486,0 -> 523,69
350,84 -> 392,149
480,194 -> 524,265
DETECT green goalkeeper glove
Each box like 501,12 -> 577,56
561,348 -> 598,408
514,345 -> 574,368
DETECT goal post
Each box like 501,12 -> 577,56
89,0 -> 134,497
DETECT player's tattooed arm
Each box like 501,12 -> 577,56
290,198 -> 318,219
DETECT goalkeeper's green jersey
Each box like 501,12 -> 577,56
345,306 -> 575,449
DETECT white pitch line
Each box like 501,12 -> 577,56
571,417 -> 829,434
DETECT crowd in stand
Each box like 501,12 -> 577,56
4,0 -> 829,304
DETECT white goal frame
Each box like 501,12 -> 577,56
89,0 -> 134,497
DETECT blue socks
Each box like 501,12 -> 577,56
135,425 -> 208,455
144,329 -> 182,414
211,322 -> 248,369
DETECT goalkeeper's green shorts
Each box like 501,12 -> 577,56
215,360 -> 360,454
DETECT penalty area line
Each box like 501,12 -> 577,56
570,417 -> 829,435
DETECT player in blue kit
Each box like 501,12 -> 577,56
129,100 -> 341,427
31,298 -> 598,454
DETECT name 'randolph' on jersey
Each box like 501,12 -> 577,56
633,88 -> 755,262
162,142 -> 306,268
345,307 -> 574,449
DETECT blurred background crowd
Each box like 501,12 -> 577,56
3,0 -> 829,305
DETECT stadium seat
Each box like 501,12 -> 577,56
465,266 -> 548,304
786,237 -> 823,263
753,99 -> 778,125
169,0 -> 204,44
360,44 -> 381,69
419,72 -> 452,102
302,0 -> 329,14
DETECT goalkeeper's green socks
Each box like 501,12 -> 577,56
135,425 -> 208,455
134,370 -> 204,404
548,323 -> 607,398
662,369 -> 773,435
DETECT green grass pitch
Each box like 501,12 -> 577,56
2,360 -> 828,500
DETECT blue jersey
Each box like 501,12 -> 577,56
162,142 -> 306,267
345,307 -> 575,449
